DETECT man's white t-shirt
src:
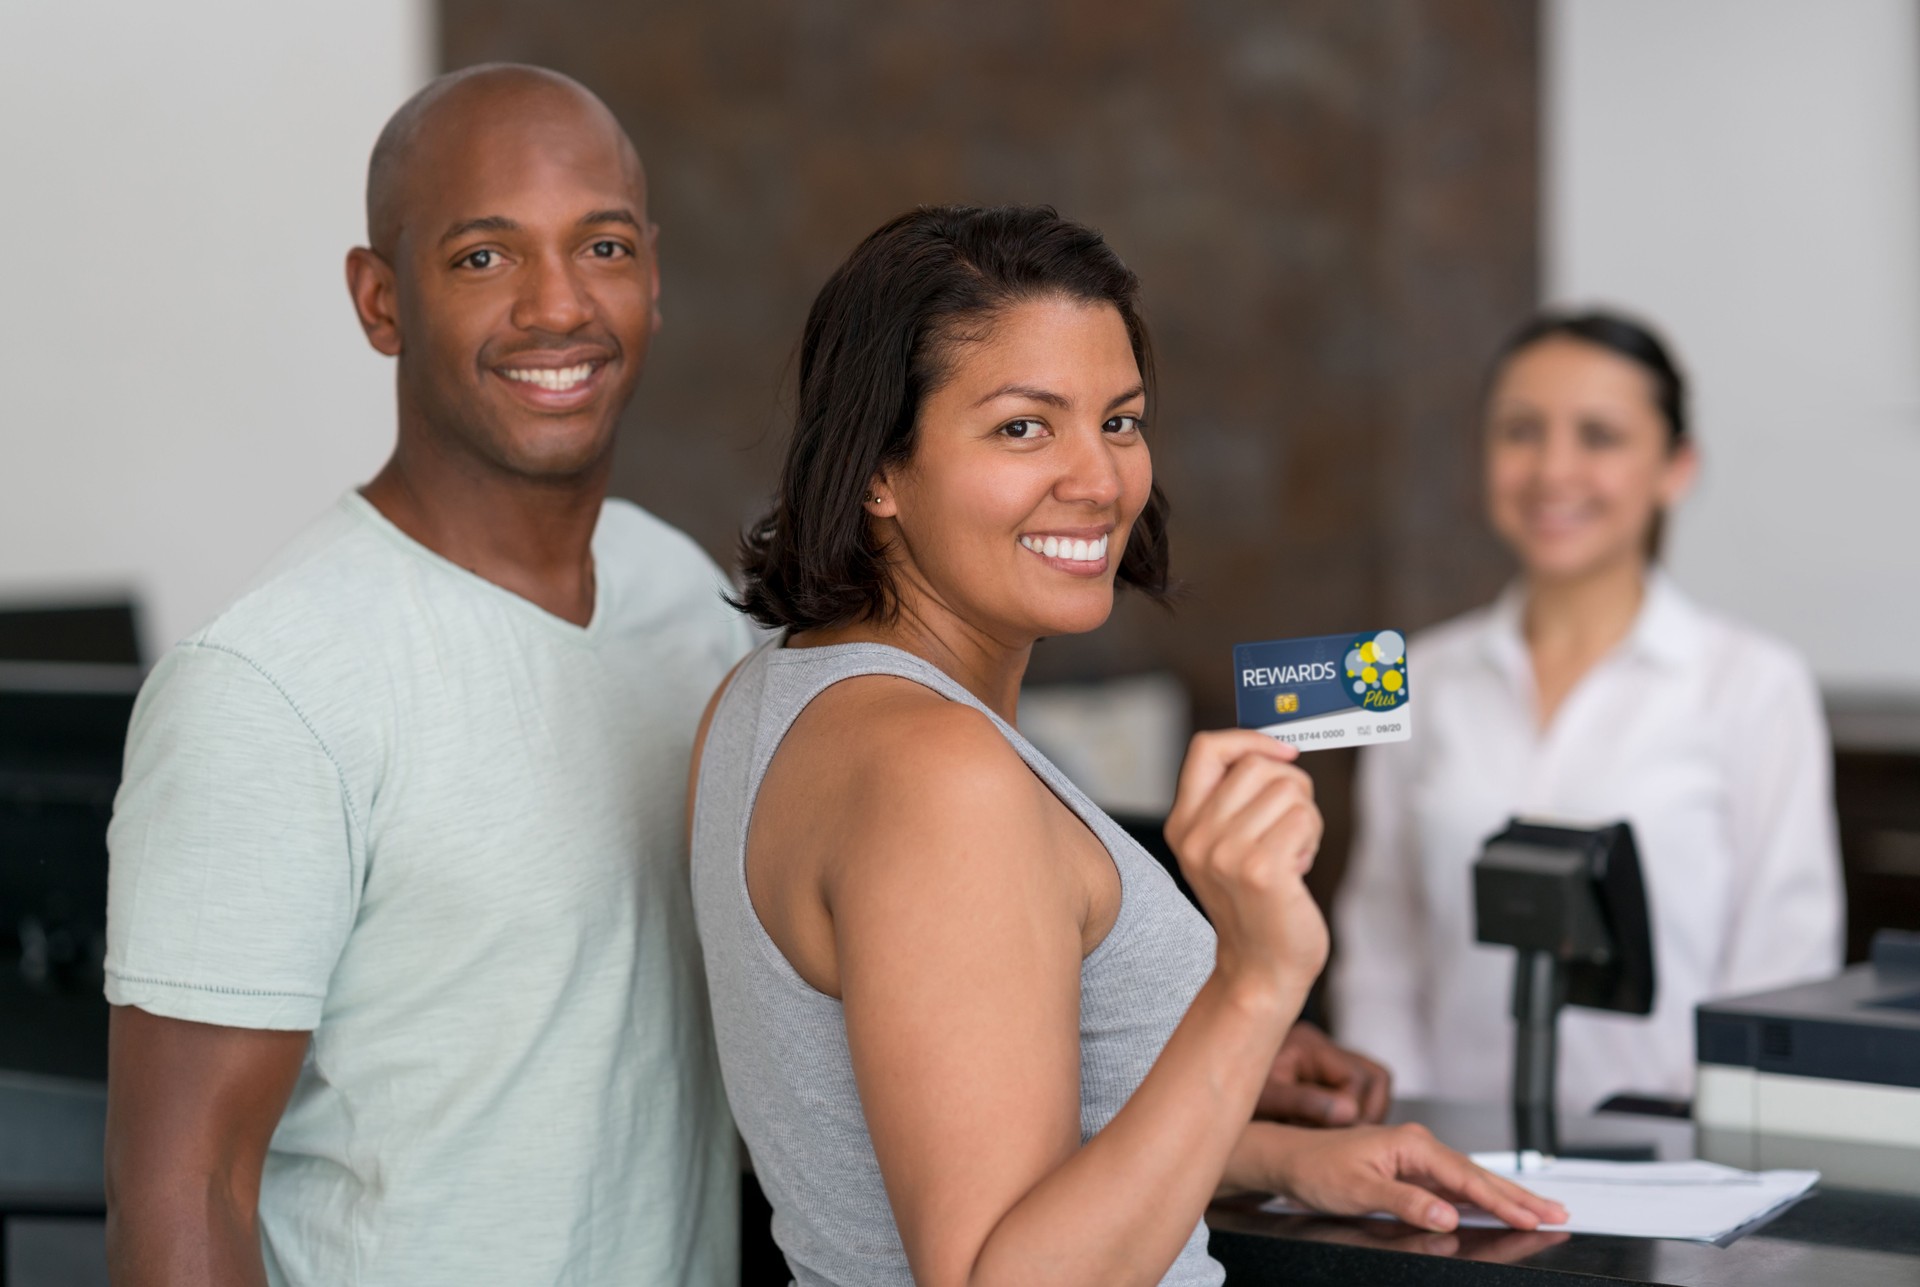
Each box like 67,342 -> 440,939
105,492 -> 757,1286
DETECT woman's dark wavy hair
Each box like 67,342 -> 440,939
735,204 -> 1172,633
1490,308 -> 1689,446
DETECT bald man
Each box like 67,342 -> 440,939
102,66 -> 752,1286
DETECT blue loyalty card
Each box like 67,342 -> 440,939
1233,630 -> 1412,750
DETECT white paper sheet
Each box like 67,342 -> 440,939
1259,1152 -> 1820,1242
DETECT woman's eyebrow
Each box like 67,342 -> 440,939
971,383 -> 1147,411
972,383 -> 1071,409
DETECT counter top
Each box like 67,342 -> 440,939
1206,1099 -> 1920,1286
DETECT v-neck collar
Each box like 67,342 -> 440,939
342,491 -> 606,641
1479,570 -> 1701,736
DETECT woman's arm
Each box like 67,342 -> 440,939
826,715 -> 1325,1287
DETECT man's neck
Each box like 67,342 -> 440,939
360,437 -> 609,628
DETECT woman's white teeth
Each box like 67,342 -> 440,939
504,362 -> 594,390
1020,534 -> 1109,563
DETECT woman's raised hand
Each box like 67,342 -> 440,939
1163,730 -> 1329,1011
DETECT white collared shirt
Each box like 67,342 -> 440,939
1329,573 -> 1844,1110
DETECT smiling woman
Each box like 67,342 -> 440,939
1332,310 -> 1846,1114
689,205 -> 1562,1287
734,205 -> 1170,640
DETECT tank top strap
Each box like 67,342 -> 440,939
755,640 -> 1126,864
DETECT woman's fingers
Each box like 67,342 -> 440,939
1285,1126 -> 1570,1235
1183,749 -> 1312,844
1400,1136 -> 1568,1231
1170,751 -> 1315,866
1266,1025 -> 1393,1126
1456,1169 -> 1568,1231
1214,774 -> 1316,863
1259,803 -> 1323,874
1353,1054 -> 1393,1124
1255,1081 -> 1359,1128
1207,756 -> 1311,842
1355,1174 -> 1465,1232
1168,731 -> 1299,835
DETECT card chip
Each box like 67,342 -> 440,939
1274,693 -> 1300,714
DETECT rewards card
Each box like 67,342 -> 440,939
1233,630 -> 1411,750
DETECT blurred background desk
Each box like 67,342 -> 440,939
1829,696 -> 1920,963
0,1075 -> 107,1287
0,603 -> 138,1286
1206,1099 -> 1920,1287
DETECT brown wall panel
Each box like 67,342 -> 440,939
440,0 -> 1539,904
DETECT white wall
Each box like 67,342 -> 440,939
0,1 -> 432,656
1546,0 -> 1920,693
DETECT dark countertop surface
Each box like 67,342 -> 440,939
1207,1098 -> 1920,1286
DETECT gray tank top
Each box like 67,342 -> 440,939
691,640 -> 1224,1286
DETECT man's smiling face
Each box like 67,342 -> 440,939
379,81 -> 658,481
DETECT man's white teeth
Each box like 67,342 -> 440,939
1019,534 -> 1109,563
503,362 -> 594,391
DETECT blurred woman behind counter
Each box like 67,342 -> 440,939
1331,310 -> 1845,1111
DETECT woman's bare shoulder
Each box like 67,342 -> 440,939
782,675 -> 1058,870
794,675 -> 1033,789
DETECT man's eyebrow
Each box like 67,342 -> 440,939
439,215 -> 520,246
577,208 -> 641,230
436,209 -> 638,247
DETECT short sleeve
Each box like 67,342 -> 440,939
105,642 -> 359,1030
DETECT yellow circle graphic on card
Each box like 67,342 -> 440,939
1345,630 -> 1408,710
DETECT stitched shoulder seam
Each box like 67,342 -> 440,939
180,639 -> 368,840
